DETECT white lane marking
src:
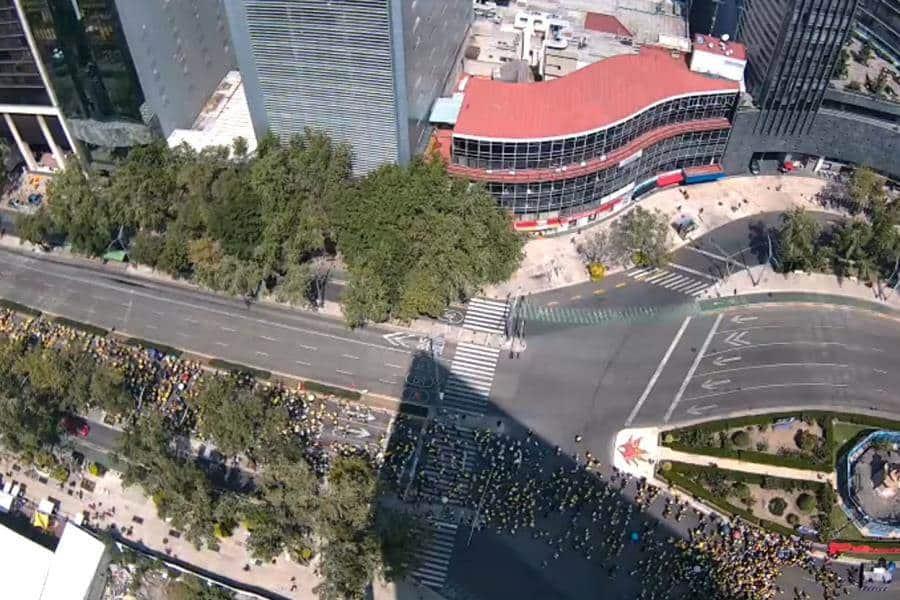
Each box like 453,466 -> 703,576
668,262 -> 718,281
260,335 -> 278,342
185,317 -> 199,324
712,355 -> 741,366
704,341 -> 883,358
342,354 -> 360,360
379,378 -> 398,385
625,316 -> 692,426
151,311 -> 164,318
298,344 -> 318,351
698,362 -> 849,376
295,360 -> 311,367
717,324 -> 844,334
221,326 -> 237,333
144,324 -> 158,330
215,342 -> 228,348
730,315 -> 757,324
9,256 -> 410,354
874,368 -> 887,374
724,330 -> 751,347
255,351 -> 269,357
385,363 -> 405,370
665,313 -> 723,423
684,382 -> 850,402
335,369 -> 354,376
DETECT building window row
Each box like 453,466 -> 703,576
452,92 -> 735,171
482,129 -> 730,217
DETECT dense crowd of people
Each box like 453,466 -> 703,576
382,415 -> 859,599
0,309 -> 385,462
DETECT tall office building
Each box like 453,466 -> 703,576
739,0 -> 859,135
225,0 -> 472,174
0,0 -> 234,172
856,0 -> 900,61
722,0 -> 900,179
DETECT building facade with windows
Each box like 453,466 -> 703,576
225,0 -> 472,175
0,0 -> 235,172
720,0 -> 900,180
433,41 -> 743,232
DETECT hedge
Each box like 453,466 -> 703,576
51,316 -> 108,337
208,359 -> 271,381
666,461 -> 824,492
0,299 -> 42,317
300,379 -> 361,401
123,337 -> 182,359
660,468 -> 796,538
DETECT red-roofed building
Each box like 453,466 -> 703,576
583,12 -> 631,38
436,46 -> 742,232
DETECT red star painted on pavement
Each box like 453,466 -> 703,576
618,436 -> 648,466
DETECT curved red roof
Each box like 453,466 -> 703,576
453,46 -> 740,140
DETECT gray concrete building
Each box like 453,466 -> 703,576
224,0 -> 472,174
116,0 -> 236,138
720,0 -> 900,179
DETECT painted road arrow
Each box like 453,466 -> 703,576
701,378 -> 731,391
724,331 -> 751,347
730,315 -> 758,324
712,355 -> 741,366
687,404 -> 718,416
383,331 -> 428,350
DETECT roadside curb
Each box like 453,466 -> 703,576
699,291 -> 900,319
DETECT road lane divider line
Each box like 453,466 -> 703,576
9,258 -> 411,354
684,382 -> 850,402
295,360 -> 311,367
625,316 -> 693,426
385,363 -> 404,369
255,351 -> 269,357
697,362 -> 849,376
260,335 -> 278,341
342,354 -> 360,360
704,341 -> 883,358
665,313 -> 723,423
335,369 -> 354,376
717,324 -> 845,334
298,344 -> 318,351
221,326 -> 237,333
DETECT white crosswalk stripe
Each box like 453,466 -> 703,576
441,342 -> 499,415
462,297 -> 509,334
625,267 -> 713,298
411,520 -> 459,591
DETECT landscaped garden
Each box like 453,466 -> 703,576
658,410 -> 900,544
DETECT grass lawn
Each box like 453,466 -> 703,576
829,502 -> 868,541
831,420 -> 874,463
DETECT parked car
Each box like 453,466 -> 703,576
62,415 -> 90,437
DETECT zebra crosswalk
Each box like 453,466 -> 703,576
626,266 -> 713,297
442,342 -> 499,416
462,297 -> 509,334
411,520 -> 459,591
418,425 -> 479,505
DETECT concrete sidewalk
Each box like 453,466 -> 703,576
658,446 -> 836,486
485,174 -> 836,299
705,264 -> 900,314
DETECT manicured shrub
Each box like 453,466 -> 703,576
768,497 -> 788,516
731,482 -> 752,501
731,430 -> 751,447
786,513 -> 800,526
797,493 -> 817,513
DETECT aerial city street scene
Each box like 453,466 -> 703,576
0,0 -> 899,599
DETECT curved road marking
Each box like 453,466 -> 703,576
684,382 -> 850,402
665,313 -> 723,423
704,341 -> 883,358
716,325 -> 846,334
625,316 -> 692,426
697,362 -> 850,376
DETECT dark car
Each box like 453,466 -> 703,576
62,415 -> 90,437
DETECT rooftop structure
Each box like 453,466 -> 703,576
167,71 -> 257,156
0,522 -> 110,600
841,431 -> 900,538
469,0 -> 689,80
454,46 -> 741,139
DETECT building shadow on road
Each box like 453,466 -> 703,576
377,346 -> 705,600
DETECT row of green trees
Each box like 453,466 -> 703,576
17,133 -> 522,326
0,336 -> 132,456
776,203 -> 900,284
116,374 -> 424,600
